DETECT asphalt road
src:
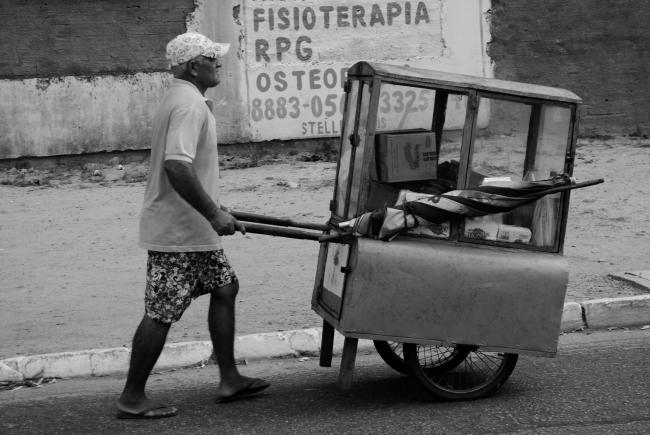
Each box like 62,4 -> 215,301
1,330 -> 648,434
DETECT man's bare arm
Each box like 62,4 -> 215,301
163,159 -> 245,235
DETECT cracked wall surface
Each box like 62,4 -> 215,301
1,1 -> 647,159
0,1 -> 195,158
487,0 -> 649,136
0,0 -> 194,79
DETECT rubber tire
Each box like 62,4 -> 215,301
373,340 -> 409,374
403,343 -> 518,401
373,341 -> 470,375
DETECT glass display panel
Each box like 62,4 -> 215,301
463,97 -> 571,249
366,87 -> 469,240
376,83 -> 436,132
347,83 -> 372,218
437,95 -> 468,191
334,80 -> 359,215
398,94 -> 467,239
537,106 -> 572,175
445,94 -> 473,130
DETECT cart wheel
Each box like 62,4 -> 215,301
373,341 -> 469,375
373,341 -> 409,374
403,343 -> 518,401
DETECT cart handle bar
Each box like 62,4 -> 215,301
537,177 -> 604,196
231,211 -> 328,232
241,222 -> 350,243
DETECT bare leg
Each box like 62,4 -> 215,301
209,281 -> 269,401
209,281 -> 240,384
118,314 -> 171,412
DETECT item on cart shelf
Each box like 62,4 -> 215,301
496,224 -> 532,244
464,217 -> 531,244
464,218 -> 499,241
481,176 -> 514,185
376,131 -> 437,182
530,194 -> 557,246
339,175 -> 602,241
405,221 -> 450,238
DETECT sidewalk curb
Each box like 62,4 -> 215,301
0,328 -> 375,383
2,296 -> 649,383
581,295 -> 650,329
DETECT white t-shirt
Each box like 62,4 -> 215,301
139,79 -> 222,252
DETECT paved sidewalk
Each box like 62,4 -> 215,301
2,276 -> 649,383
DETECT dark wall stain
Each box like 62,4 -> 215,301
233,5 -> 242,25
487,0 -> 649,135
0,0 -> 195,79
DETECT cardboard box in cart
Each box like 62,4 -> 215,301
376,131 -> 437,182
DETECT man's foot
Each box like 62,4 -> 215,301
215,377 -> 270,403
116,397 -> 178,419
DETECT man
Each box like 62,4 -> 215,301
116,32 -> 269,419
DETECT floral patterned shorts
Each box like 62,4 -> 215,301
145,250 -> 237,324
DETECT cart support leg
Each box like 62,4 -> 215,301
319,320 -> 334,367
338,337 -> 358,390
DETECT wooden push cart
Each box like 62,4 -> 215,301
237,62 -> 601,401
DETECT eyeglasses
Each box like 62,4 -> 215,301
201,56 -> 222,68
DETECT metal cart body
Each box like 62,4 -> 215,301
316,238 -> 568,355
311,62 -> 583,393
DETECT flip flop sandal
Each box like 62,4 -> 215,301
116,405 -> 179,419
215,379 -> 270,403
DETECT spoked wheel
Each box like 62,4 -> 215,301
373,341 -> 470,375
403,343 -> 518,401
373,340 -> 409,374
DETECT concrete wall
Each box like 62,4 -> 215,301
0,0 -> 491,159
0,73 -> 171,157
0,0 -> 194,159
0,0 -> 192,78
487,0 -> 649,136
4,0 -> 646,159
197,0 -> 492,142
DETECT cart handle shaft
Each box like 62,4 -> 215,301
242,222 -> 321,241
540,178 -> 604,195
242,222 -> 351,243
231,211 -> 328,231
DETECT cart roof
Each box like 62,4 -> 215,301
347,61 -> 582,104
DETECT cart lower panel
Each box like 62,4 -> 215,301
326,238 -> 568,356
